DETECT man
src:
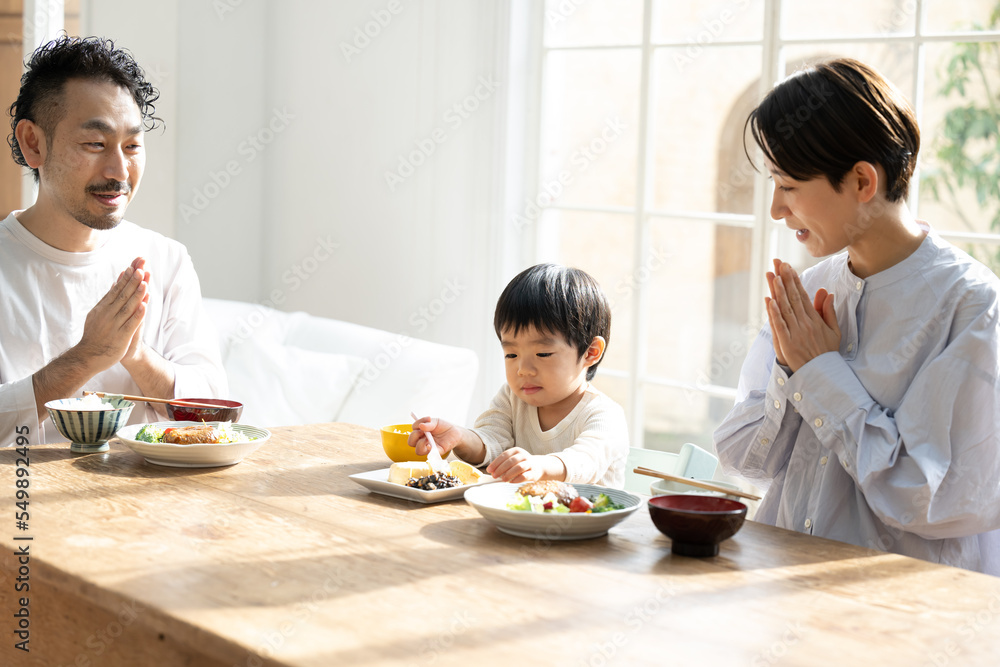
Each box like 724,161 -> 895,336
1,36 -> 227,446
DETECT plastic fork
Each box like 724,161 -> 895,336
410,411 -> 450,474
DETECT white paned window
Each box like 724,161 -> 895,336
534,0 -> 1000,452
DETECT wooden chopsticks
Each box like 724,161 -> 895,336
633,466 -> 762,501
83,391 -> 225,410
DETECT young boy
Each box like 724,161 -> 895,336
715,58 -> 1000,574
409,263 -> 629,487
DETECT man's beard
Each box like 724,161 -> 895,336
77,180 -> 131,230
76,209 -> 124,230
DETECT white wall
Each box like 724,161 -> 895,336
82,0 -> 537,419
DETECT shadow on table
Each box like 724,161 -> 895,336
109,542 -> 481,609
281,553 -> 955,667
420,514 -> 932,586
21,448 -> 450,514
0,446 -> 77,466
62,444 -> 372,487
67,449 -> 227,479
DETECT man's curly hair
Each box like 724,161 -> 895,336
8,35 -> 162,181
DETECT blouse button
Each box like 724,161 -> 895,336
793,392 -> 802,402
820,456 -> 828,465
814,418 -> 824,427
847,343 -> 854,352
856,281 -> 863,290
805,518 -> 812,529
774,400 -> 781,409
777,378 -> 785,386
761,438 -> 770,446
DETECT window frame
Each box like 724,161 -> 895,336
533,0 -> 1000,448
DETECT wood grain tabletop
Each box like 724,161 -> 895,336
2,422 -> 1000,666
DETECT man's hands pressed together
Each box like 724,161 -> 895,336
32,256 -> 176,418
78,256 -> 149,372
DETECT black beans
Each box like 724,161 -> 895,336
406,473 -> 462,490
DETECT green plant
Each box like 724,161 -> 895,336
922,4 -> 1000,272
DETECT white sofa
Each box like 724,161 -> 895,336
203,298 -> 479,429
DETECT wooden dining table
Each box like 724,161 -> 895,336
3,421 -> 1000,666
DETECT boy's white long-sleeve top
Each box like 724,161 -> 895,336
469,383 -> 630,488
714,224 -> 1000,574
0,213 -> 228,446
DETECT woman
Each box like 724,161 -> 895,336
714,58 -> 1000,574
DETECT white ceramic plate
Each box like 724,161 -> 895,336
115,421 -> 271,468
349,467 -> 498,504
463,482 -> 642,540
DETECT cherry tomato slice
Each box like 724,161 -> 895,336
569,496 -> 593,513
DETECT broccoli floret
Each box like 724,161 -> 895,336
590,493 -> 624,513
134,425 -> 164,443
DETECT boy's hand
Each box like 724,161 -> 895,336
409,416 -> 462,457
487,448 -> 566,484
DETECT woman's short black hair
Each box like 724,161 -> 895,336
745,58 -> 919,202
8,35 -> 162,181
494,263 -> 611,381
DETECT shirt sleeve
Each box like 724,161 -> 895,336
0,377 -> 41,447
157,250 -> 228,399
785,299 -> 1000,541
714,326 -> 803,486
551,398 -> 630,486
467,384 -> 515,467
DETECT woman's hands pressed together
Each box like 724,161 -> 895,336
765,259 -> 841,372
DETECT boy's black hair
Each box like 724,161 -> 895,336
744,57 -> 919,202
493,263 -> 611,381
8,35 -> 162,181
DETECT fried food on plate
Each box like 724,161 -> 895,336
517,480 -> 579,505
163,425 -> 218,445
